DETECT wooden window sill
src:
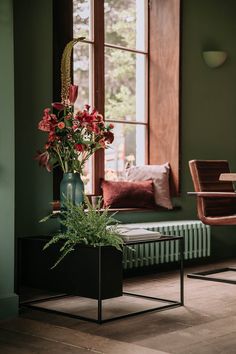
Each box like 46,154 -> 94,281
52,203 -> 180,215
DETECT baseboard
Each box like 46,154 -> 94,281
0,293 -> 19,320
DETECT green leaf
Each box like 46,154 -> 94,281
41,195 -> 123,268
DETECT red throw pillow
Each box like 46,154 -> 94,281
101,180 -> 155,208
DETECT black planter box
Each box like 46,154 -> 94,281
18,236 -> 123,300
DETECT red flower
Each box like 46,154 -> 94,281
57,122 -> 65,129
108,123 -> 114,129
35,151 -> 52,172
52,102 -> 65,111
91,123 -> 100,134
68,84 -> 78,105
74,143 -> 84,152
104,131 -> 114,144
84,114 -> 94,123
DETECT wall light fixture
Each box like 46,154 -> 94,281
202,51 -> 228,68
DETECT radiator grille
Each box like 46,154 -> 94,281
122,220 -> 211,269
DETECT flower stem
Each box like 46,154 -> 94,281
55,146 -> 66,173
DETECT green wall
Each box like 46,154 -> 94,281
2,0 -> 236,320
0,0 -> 18,319
181,0 -> 236,259
14,0 -> 54,237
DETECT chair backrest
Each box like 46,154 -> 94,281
189,160 -> 236,220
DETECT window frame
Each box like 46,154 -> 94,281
53,0 -> 180,200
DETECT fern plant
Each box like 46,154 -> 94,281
41,195 -> 123,268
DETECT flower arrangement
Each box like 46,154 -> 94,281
36,38 -> 114,174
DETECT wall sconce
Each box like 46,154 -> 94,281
202,51 -> 228,68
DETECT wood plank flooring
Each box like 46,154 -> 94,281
1,260 -> 236,353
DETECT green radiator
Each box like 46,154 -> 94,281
122,220 -> 211,269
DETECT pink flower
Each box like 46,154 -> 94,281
108,123 -> 114,129
48,132 -> 56,142
38,120 -> 50,132
44,108 -> 51,115
52,102 -> 65,111
57,122 -> 65,129
72,124 -> 78,132
68,84 -> 78,105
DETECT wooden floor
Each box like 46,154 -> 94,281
1,260 -> 236,354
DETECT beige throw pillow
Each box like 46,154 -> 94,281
124,163 -> 173,209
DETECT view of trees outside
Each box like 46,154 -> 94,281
73,0 -> 148,192
73,0 -> 93,192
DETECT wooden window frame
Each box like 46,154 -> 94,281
53,0 -> 180,200
149,0 -> 180,196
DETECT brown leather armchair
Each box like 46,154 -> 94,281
188,159 -> 236,284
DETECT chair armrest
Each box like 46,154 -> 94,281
219,173 -> 236,181
188,192 -> 236,197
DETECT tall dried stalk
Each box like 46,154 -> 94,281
60,37 -> 85,104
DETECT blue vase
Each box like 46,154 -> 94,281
60,172 -> 84,209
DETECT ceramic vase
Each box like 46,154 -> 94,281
60,172 -> 84,209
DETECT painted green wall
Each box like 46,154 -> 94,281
180,0 -> 236,259
14,0 -> 55,237
0,0 -> 18,319
2,0 -> 236,320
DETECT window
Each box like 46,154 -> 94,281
53,0 -> 180,199
72,0 -> 148,194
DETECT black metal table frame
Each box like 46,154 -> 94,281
187,266 -> 236,284
21,235 -> 184,324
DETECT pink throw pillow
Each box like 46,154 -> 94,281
124,163 -> 173,209
101,180 -> 156,209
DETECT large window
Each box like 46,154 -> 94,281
73,0 -> 148,194
53,0 -> 180,199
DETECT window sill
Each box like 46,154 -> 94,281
52,200 -> 180,214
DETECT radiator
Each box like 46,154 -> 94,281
122,220 -> 211,269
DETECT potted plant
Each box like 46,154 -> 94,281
20,196 -> 124,300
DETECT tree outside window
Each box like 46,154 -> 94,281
73,0 -> 148,193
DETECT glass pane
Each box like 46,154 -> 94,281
105,48 -> 146,123
105,123 -> 146,180
73,42 -> 93,110
73,0 -> 93,40
73,43 -> 93,194
81,156 -> 93,194
105,0 -> 147,51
